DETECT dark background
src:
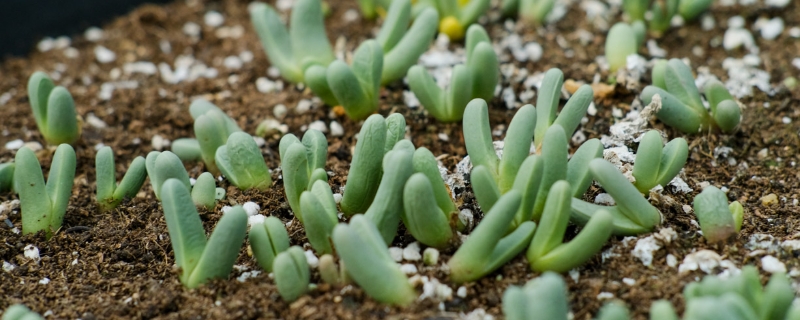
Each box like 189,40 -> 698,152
0,0 -> 172,58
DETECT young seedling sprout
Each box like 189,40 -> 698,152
215,132 -> 272,191
364,140 -> 415,244
27,71 -> 81,145
408,24 -> 498,122
249,216 -> 290,272
249,0 -> 334,84
374,0 -> 439,85
299,180 -> 339,254
414,0 -> 490,40
332,214 -> 416,306
642,59 -> 742,134
622,0 -> 679,34
273,246 -> 310,302
631,130 -> 688,194
14,144 -> 75,240
180,99 -> 243,173
340,113 -> 406,216
605,21 -> 645,73
95,146 -> 147,212
160,179 -> 248,288
0,162 -> 14,193
503,272 -> 569,320
692,186 -> 743,243
501,0 -> 557,24
279,129 -> 328,222
146,151 -> 192,200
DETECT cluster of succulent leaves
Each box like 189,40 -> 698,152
250,0 -> 437,119
594,265 -> 800,320
622,0 -> 712,34
605,21 -> 646,73
27,72 -> 81,146
14,145 -> 75,240
408,24 -> 498,122
501,0 -> 557,24
692,185 -> 743,243
2,304 -> 44,320
642,59 -> 742,134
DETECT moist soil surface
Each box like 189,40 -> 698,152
1,0 -> 799,319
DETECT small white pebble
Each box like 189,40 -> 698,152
63,47 -> 79,59
151,135 -> 169,151
84,27 -> 105,41
437,133 -> 449,142
248,214 -> 267,227
330,121 -> 344,137
403,242 -> 421,261
3,261 -> 15,272
308,120 -> 328,133
223,56 -> 243,70
343,9 -> 359,22
37,37 -> 55,52
761,255 -> 786,273
332,193 -> 343,204
86,113 -> 107,129
389,247 -> 403,262
204,11 -> 225,27
400,263 -> 418,275
305,250 -> 319,268
183,22 -> 201,37
296,100 -> 312,114
597,292 -> 614,300
242,202 -> 260,216
594,193 -> 615,205
622,278 -> 636,286
782,117 -> 791,124
24,245 -> 40,261
5,139 -> 23,150
456,286 -> 467,298
94,46 -> 116,63
759,17 -> 784,40
39,278 -> 50,285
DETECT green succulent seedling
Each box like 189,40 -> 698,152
448,191 -> 537,283
414,0 -> 489,41
682,266 -> 797,320
357,0 -> 392,19
305,40 -> 383,120
215,132 -> 272,191
533,68 -> 594,151
408,24 -> 498,122
605,22 -> 646,73
14,145 -> 75,240
249,0 -> 334,84
364,140 -> 415,244
2,304 -> 44,320
146,151 -> 192,200
95,146 -> 147,212
192,172 -> 222,209
0,163 -> 15,193
27,71 -> 80,145
402,147 -> 460,248
692,186 -> 743,243
649,300 -> 679,320
503,272 -> 569,320
340,113 -> 406,216
632,130 -> 688,194
160,179 -> 248,289
374,0 -> 439,85
186,99 -> 243,174
249,216 -> 290,272
279,129 -> 328,222
596,301 -> 632,320
273,246 -> 310,302
318,254 -> 342,285
527,181 -> 613,273
465,97 -> 602,227
171,138 -> 202,162
500,0 -> 557,24
332,214 -> 416,306
642,59 -> 741,134
300,180 -> 339,254
570,159 -> 661,236
622,0 -> 679,34
678,0 -> 713,21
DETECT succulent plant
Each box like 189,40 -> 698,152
299,180 -> 339,254
249,216 -> 290,273
503,272 -> 569,320
632,130 -> 688,194
279,129 -> 328,222
623,0 -> 678,33
401,147 -> 460,248
95,146 -> 147,212
2,304 -> 44,320
570,159 -> 661,235
318,254 -> 342,285
340,113 -> 406,216
0,163 -> 15,193
642,59 -> 741,134
192,172 -> 222,209
215,132 -> 272,191
596,301 -> 632,320
171,138 -> 202,162
678,0 -> 713,21
408,24 -> 498,122
160,179 -> 248,288
273,246 -> 310,301
332,214 -> 416,306
14,145 -> 75,240
533,68 -> 594,151
527,181 -> 613,273
605,21 -> 646,73
364,140 -> 415,244
249,0 -> 334,84
181,99 -> 243,174
356,0 -> 392,19
146,151 -> 192,200
501,0 -> 557,24
692,186 -> 743,243
448,191 -> 537,283
27,71 -> 81,145
374,0 -> 439,85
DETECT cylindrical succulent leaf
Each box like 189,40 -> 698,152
678,0 -> 712,21
605,22 -> 638,73
759,273 -> 794,320
553,84 -> 593,138
596,301 -> 631,320
191,172 -> 217,209
527,181 -> 572,263
194,109 -> 231,175
27,71 -> 56,133
519,0 -> 556,24
499,104 -> 536,193
412,147 -> 458,215
590,159 -> 660,230
532,125 -> 568,221
566,138 -> 603,197
273,246 -> 310,301
622,0 -> 647,21
467,41 -> 498,102
281,142 -> 311,221
14,147 -> 52,236
655,137 -> 688,188
641,86 -> 705,134
148,151 -> 192,200
318,254 -> 341,285
332,215 -> 415,306
171,138 -> 202,162
470,165 -> 501,213
364,147 -> 414,244
95,146 -> 117,208
651,59 -> 667,90
302,129 -> 328,172
664,58 -> 704,111
215,132 -> 272,191
304,65 -> 340,106
0,163 -> 14,193
290,0 -> 335,72
3,304 -> 44,320
445,65 -> 476,122
534,69 -> 563,149
402,173 -> 453,248
186,205 -> 248,288
381,7 -> 439,85
713,100 -> 741,133
107,156 -> 147,210
512,155 -> 544,227
300,188 -> 338,254
693,186 -> 736,243
341,115 -> 387,216
463,99 -> 500,176
529,209 -> 612,272
44,87 -> 80,145
408,66 -> 447,120
44,144 -> 76,237
649,300 -> 678,320
160,179 -> 207,285
249,3 -> 303,83
632,130 -> 664,193
503,272 -> 569,320
249,216 -> 291,273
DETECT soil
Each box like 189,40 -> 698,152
1,0 -> 799,319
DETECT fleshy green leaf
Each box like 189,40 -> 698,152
463,99 -> 500,176
534,69 -> 563,149
186,205 -> 247,288
364,147 -> 414,244
191,172 -> 217,209
44,87 -> 79,145
499,104 -> 536,193
532,125 -> 568,221
605,23 -> 638,73
380,6 -> 439,84
340,115 -> 387,215
693,186 -> 736,243
290,0 -> 335,71
403,173 -> 453,248
249,216 -> 290,272
215,132 -> 272,191
171,138 -> 202,162
566,138 -> 603,197
160,179 -> 207,285
273,246 -> 310,301
14,147 -> 52,236
45,144 -> 76,236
